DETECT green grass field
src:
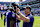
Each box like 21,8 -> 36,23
0,15 -> 7,27
0,15 -> 40,27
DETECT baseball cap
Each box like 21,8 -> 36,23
23,5 -> 31,9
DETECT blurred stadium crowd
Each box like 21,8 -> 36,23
0,0 -> 40,16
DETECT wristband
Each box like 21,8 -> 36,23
17,12 -> 20,15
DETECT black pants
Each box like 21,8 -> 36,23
9,17 -> 16,27
4,18 -> 6,26
1,14 -> 2,19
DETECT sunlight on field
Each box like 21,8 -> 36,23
0,15 -> 40,27
0,15 -> 4,27
33,16 -> 40,27
0,15 -> 7,27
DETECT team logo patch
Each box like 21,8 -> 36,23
12,14 -> 15,17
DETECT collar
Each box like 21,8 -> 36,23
26,14 -> 30,17
27,14 -> 30,16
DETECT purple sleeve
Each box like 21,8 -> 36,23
29,16 -> 34,22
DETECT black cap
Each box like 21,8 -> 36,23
11,2 -> 18,6
23,5 -> 31,11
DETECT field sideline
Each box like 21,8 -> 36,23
0,15 -> 40,27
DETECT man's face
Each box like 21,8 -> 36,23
24,8 -> 30,14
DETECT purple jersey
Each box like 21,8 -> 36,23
6,11 -> 16,27
23,14 -> 34,27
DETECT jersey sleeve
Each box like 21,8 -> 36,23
29,16 -> 34,22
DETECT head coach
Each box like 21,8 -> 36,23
16,5 -> 34,27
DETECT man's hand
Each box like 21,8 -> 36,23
16,8 -> 30,22
16,8 -> 20,13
